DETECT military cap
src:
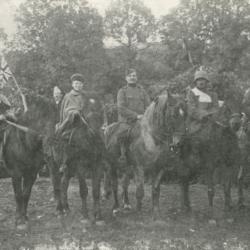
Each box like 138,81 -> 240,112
125,68 -> 137,76
194,70 -> 209,82
70,73 -> 85,83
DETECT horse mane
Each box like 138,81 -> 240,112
141,94 -> 168,152
142,94 -> 168,136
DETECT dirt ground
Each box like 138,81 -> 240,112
0,177 -> 250,250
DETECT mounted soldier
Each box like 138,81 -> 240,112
56,73 -> 88,172
186,69 -> 219,140
116,68 -> 150,163
0,79 -> 16,167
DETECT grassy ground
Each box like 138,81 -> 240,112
0,177 -> 250,250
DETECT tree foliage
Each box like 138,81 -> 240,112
7,0 -> 107,94
105,0 -> 155,67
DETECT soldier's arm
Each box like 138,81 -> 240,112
117,88 -> 138,120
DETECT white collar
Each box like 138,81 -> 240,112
191,87 -> 212,103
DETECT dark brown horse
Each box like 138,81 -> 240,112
179,94 -> 242,220
49,94 -> 106,223
1,94 -> 57,230
105,92 -> 187,217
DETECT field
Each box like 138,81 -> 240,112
0,177 -> 250,250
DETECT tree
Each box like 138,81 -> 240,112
105,0 -> 155,67
7,0 -> 108,94
159,0 -> 250,76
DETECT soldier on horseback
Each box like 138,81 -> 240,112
187,69 -> 219,137
186,69 -> 219,167
0,79 -> 15,167
56,73 -> 88,173
117,68 -> 150,163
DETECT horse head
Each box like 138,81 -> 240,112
142,91 -> 187,148
218,94 -> 243,133
20,93 -> 57,134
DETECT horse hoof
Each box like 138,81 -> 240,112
123,204 -> 132,210
152,219 -> 166,226
112,208 -> 120,216
208,219 -> 217,226
226,218 -> 234,224
96,220 -> 105,226
81,219 -> 91,226
16,222 -> 28,231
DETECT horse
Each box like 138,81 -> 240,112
235,116 -> 250,209
105,91 -> 187,218
0,93 -> 57,230
49,93 -> 106,223
179,92 -> 243,220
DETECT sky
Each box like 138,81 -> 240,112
0,0 -> 179,35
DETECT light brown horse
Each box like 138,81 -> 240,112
105,92 -> 187,218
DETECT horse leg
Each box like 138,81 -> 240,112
206,167 -> 215,220
121,171 -> 131,210
223,166 -> 233,212
91,164 -> 102,222
180,175 -> 191,213
151,171 -> 162,220
134,165 -> 144,211
237,166 -> 245,209
77,166 -> 88,220
60,169 -> 70,214
22,172 -> 38,222
48,158 -> 63,214
103,166 -> 112,200
11,176 -> 25,228
110,163 -> 120,215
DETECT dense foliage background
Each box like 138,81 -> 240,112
1,0 -> 250,101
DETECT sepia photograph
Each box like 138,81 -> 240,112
0,0 -> 250,249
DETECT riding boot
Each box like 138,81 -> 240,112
0,142 -> 4,168
119,143 -> 127,165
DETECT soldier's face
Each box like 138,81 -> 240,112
53,92 -> 63,104
72,80 -> 84,92
126,72 -> 137,85
196,78 -> 208,91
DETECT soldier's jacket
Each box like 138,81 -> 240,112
117,85 -> 150,123
186,87 -> 219,134
59,89 -> 86,124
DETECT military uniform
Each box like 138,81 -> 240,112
115,84 -> 150,163
56,89 -> 87,134
186,87 -> 219,135
117,85 -> 150,124
56,88 -> 87,173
